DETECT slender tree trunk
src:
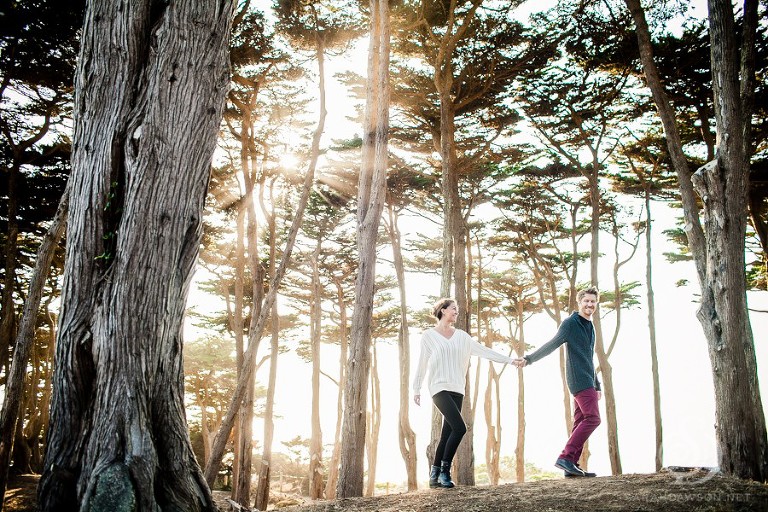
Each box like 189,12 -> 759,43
0,185 -> 68,502
37,2 -> 233,510
204,4 -> 327,486
583,165 -> 622,474
437,67 -> 475,487
525,219 -> 573,438
365,343 -> 381,497
484,366 -> 501,485
644,192 -> 663,471
514,353 -> 525,480
309,242 -> 324,500
31,307 -> 56,472
337,0 -> 390,497
323,280 -> 348,499
626,0 -> 768,481
0,163 -> 20,374
254,177 -> 280,512
253,297 -> 279,511
199,397 -> 212,467
385,205 -> 417,490
232,102 -> 254,506
505,306 -> 524,482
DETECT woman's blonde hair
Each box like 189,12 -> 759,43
432,298 -> 456,320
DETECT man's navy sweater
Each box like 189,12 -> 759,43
523,311 -> 601,395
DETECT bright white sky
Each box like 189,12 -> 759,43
187,0 -> 768,491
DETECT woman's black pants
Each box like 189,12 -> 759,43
432,390 -> 467,466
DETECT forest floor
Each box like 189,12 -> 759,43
4,470 -> 768,511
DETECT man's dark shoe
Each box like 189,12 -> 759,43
429,465 -> 442,488
565,462 -> 596,478
555,457 -> 586,477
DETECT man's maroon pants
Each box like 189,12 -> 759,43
559,387 -> 601,462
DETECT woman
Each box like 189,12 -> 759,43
412,298 -> 516,488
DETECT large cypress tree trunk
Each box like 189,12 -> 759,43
37,2 -> 234,510
626,0 -> 767,481
691,0 -> 767,481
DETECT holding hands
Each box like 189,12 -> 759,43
513,357 -> 527,368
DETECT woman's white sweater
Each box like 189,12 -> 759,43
412,328 -> 515,397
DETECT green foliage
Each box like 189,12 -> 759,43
273,0 -> 365,52
662,226 -> 693,263
598,281 -> 642,314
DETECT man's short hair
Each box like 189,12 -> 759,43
577,286 -> 600,302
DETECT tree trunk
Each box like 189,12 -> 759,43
232,99 -> 257,507
323,280 -> 348,499
484,366 -> 501,486
437,59 -> 475,488
309,242 -> 324,500
385,204 -> 418,490
365,344 -> 381,497
583,159 -> 622,474
626,0 -> 768,481
0,185 -> 68,501
693,0 -> 767,481
592,332 -> 620,474
31,306 -> 56,473
644,192 -> 663,471
515,368 -> 525,483
512,307 -> 526,483
254,178 -> 281,512
0,163 -> 20,375
204,2 -> 327,487
37,2 -> 234,510
337,0 -> 390,497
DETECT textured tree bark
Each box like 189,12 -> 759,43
337,0 -> 390,497
626,0 -> 767,481
37,2 -> 234,510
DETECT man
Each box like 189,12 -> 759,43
514,286 -> 602,478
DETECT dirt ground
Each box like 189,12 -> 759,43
5,470 -> 768,511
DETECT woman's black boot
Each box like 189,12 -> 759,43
429,465 -> 442,488
438,460 -> 455,488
